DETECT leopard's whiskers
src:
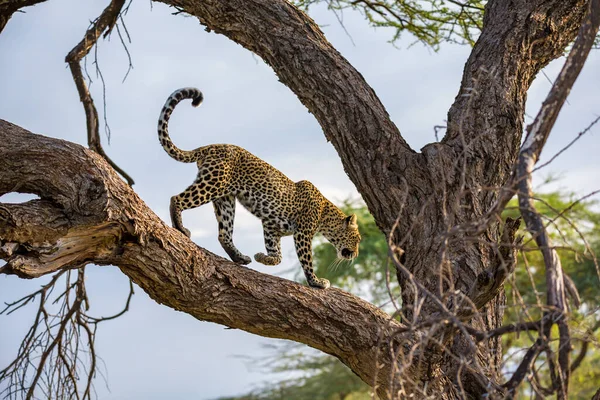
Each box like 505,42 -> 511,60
333,258 -> 348,272
328,258 -> 341,272
327,258 -> 340,271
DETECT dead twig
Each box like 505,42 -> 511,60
0,266 -> 135,400
64,0 -> 134,185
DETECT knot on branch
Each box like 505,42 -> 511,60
468,217 -> 522,312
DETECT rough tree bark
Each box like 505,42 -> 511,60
0,0 -> 596,398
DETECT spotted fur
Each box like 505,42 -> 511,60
158,88 -> 361,289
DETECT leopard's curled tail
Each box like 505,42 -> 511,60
158,87 -> 204,163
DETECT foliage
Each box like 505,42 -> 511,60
294,0 -> 600,51
501,190 -> 600,398
293,0 -> 485,48
217,343 -> 369,400
504,190 -> 600,311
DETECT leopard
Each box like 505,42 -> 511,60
157,87 -> 361,289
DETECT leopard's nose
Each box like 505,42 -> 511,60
341,248 -> 352,258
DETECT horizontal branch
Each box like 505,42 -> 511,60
467,319 -> 542,343
0,119 -> 402,396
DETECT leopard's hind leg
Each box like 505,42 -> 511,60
213,195 -> 251,265
170,159 -> 232,237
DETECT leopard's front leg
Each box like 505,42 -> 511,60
293,229 -> 330,289
255,225 -> 282,266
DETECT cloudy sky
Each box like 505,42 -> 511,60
1,0 -> 599,399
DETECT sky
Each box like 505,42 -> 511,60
0,0 -> 599,399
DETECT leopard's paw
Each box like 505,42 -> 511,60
308,277 -> 330,289
254,253 -> 281,266
233,254 -> 252,265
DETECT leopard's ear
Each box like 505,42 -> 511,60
344,214 -> 358,229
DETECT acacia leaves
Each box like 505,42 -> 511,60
293,0 -> 485,48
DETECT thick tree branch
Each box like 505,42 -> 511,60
464,0 -> 600,236
0,119 -> 402,397
439,0 -> 588,203
0,0 -> 46,33
519,0 -> 600,165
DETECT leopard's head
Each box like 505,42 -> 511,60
327,214 -> 361,260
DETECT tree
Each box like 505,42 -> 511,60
1,0 -> 600,399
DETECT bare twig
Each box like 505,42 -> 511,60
64,0 -> 134,185
0,264 -> 135,399
466,318 -> 544,343
532,115 -> 600,174
503,338 -> 544,395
